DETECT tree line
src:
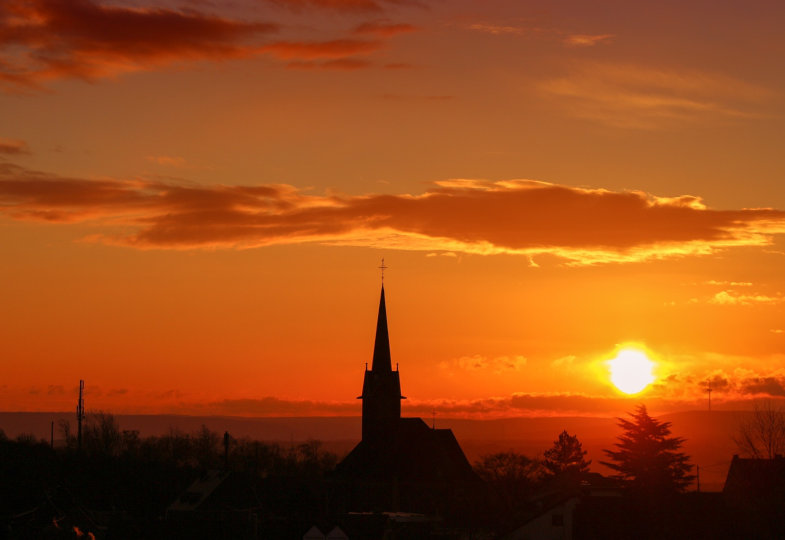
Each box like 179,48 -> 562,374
7,411 -> 338,477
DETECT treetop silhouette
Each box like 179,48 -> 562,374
543,429 -> 591,483
601,405 -> 694,493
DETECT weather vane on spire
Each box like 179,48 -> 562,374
379,257 -> 388,284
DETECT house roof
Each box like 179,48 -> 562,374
723,454 -> 785,499
167,470 -> 230,512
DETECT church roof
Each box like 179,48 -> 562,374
372,286 -> 392,372
336,418 -> 478,484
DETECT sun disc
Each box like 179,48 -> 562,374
608,348 -> 655,394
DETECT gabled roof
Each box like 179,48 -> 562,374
723,455 -> 785,499
303,525 -> 325,539
167,470 -> 230,512
336,417 -> 477,484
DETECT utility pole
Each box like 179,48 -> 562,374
76,380 -> 85,451
696,465 -> 701,493
223,431 -> 230,470
707,382 -> 712,412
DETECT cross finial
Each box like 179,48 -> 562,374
379,257 -> 388,284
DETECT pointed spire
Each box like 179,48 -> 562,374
372,286 -> 392,372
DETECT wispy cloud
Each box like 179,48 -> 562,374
540,62 -> 774,129
260,38 -> 383,69
261,39 -> 382,60
441,354 -> 527,374
709,290 -> 783,306
1,165 -> 784,264
0,138 -> 30,156
466,23 -> 527,36
353,21 -> 416,37
146,155 -> 186,168
564,34 -> 614,47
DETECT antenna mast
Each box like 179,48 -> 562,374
76,379 -> 85,451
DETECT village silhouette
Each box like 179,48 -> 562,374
2,283 -> 784,539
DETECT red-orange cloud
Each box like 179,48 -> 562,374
0,0 -> 278,89
1,164 -> 784,264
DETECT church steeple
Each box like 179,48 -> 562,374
372,287 -> 392,372
360,284 -> 403,445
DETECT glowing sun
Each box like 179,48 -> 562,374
608,348 -> 656,394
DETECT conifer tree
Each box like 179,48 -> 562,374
601,405 -> 694,493
543,430 -> 591,483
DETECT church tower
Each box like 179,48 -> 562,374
359,286 -> 404,446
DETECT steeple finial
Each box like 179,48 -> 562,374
379,257 -> 388,285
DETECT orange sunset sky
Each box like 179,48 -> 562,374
1,0 -> 784,418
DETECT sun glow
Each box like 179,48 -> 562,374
608,348 -> 656,394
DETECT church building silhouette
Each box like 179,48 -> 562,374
335,285 -> 477,511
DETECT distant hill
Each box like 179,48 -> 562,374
0,410 -> 745,491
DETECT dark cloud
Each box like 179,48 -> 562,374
700,373 -> 731,391
698,370 -> 785,399
209,397 -> 357,416
1,166 -> 784,264
0,0 -> 423,89
0,0 -> 278,89
740,377 -> 785,397
191,392 -> 703,418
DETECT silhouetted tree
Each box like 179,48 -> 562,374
193,424 -> 221,468
83,411 -> 122,456
543,430 -> 591,485
474,452 -> 543,531
601,405 -> 694,493
475,452 -> 542,503
15,433 -> 40,445
57,419 -> 76,449
733,399 -> 785,459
